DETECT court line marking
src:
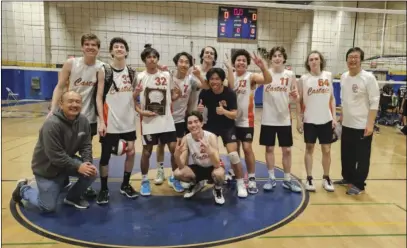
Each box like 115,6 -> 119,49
310,202 -> 395,206
259,233 -> 407,239
2,242 -> 58,246
288,221 -> 406,227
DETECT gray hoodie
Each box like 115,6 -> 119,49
31,109 -> 93,178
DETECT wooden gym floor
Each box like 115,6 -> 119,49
2,102 -> 406,248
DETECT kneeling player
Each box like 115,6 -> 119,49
174,111 -> 225,205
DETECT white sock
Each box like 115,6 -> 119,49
236,178 -> 244,185
157,162 -> 164,168
268,169 -> 275,179
142,174 -> 148,181
248,173 -> 255,179
284,173 -> 291,181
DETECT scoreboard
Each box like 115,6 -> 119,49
218,7 -> 258,40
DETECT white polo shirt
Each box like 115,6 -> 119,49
340,70 -> 380,129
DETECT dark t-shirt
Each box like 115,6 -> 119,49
199,87 -> 237,131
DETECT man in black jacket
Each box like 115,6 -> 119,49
12,91 -> 98,211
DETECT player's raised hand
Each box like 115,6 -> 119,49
199,138 -> 210,154
172,86 -> 182,100
197,99 -> 205,113
223,53 -> 232,69
157,64 -> 168,71
251,51 -> 266,70
216,101 -> 225,115
175,138 -> 187,156
191,65 -> 201,77
289,84 -> 298,99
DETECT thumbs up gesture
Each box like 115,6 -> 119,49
197,99 -> 205,113
216,101 -> 225,115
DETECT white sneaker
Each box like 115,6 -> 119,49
154,167 -> 165,185
184,181 -> 205,199
213,187 -> 225,205
237,183 -> 248,198
305,177 -> 316,192
322,177 -> 335,192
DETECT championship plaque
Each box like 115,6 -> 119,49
145,88 -> 166,115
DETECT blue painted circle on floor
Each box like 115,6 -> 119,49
11,152 -> 309,248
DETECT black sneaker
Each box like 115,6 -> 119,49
12,179 -> 28,204
83,186 -> 97,199
64,197 -> 90,209
96,189 -> 109,205
120,184 -> 139,199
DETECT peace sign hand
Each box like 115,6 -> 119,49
223,53 -> 232,70
191,66 -> 201,78
251,51 -> 266,70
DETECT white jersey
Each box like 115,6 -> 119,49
188,66 -> 208,123
261,69 -> 295,126
186,130 -> 214,168
138,70 -> 176,135
301,71 -> 334,125
104,66 -> 137,133
233,72 -> 255,127
172,73 -> 195,123
68,57 -> 104,124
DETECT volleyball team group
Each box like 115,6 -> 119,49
12,33 -> 379,210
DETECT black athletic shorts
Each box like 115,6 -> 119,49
259,125 -> 293,147
99,131 -> 137,165
304,121 -> 333,144
235,127 -> 254,142
142,131 -> 177,146
175,122 -> 187,138
90,123 -> 97,137
189,164 -> 214,183
207,126 -> 237,146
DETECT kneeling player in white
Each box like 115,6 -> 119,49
174,111 -> 225,205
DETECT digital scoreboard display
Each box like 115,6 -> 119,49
218,6 -> 258,40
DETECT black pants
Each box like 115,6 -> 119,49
340,126 -> 373,190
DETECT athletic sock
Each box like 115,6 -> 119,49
101,176 -> 108,190
268,169 -> 275,179
122,172 -> 131,187
284,173 -> 291,181
142,174 -> 148,181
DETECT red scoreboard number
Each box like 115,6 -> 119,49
224,11 -> 229,19
236,27 -> 241,33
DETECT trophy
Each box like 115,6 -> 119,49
145,88 -> 166,115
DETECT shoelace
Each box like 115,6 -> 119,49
215,188 -> 222,197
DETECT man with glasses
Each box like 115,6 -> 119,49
335,47 -> 380,195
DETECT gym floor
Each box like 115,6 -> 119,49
2,102 -> 406,248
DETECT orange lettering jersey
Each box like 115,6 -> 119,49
137,70 -> 176,135
233,72 -> 255,128
300,70 -> 333,124
68,57 -> 104,124
261,69 -> 295,126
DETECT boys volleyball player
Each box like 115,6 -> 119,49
154,52 -> 208,186
134,44 -> 183,196
197,68 -> 247,198
296,50 -> 336,192
95,37 -> 138,204
174,111 -> 226,205
228,49 -> 272,194
260,46 -> 302,193
48,33 -> 103,198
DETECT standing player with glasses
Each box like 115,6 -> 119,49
134,44 -> 183,196
334,47 -> 380,195
48,33 -> 103,199
95,37 -> 139,205
154,52 -> 208,189
227,49 -> 272,194
260,46 -> 302,193
296,50 -> 336,192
